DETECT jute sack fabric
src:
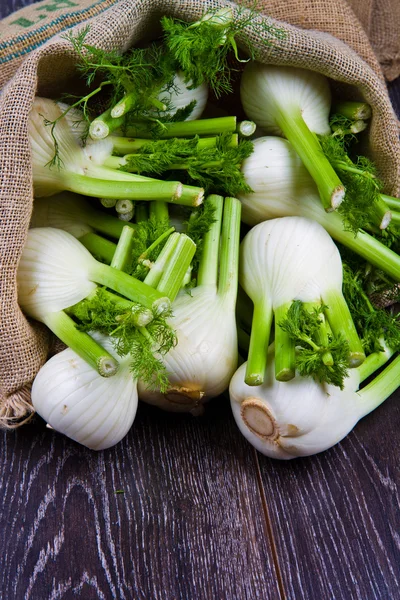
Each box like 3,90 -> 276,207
1,0 -> 400,427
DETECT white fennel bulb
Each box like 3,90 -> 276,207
241,62 -> 331,136
32,333 -> 138,450
240,62 -> 344,211
240,217 -> 364,386
138,195 -> 241,415
230,343 -> 395,459
18,227 -> 169,319
238,136 -> 400,283
158,72 -> 208,120
31,193 -> 134,240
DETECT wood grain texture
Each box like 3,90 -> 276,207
254,83 -> 400,600
0,399 -> 281,600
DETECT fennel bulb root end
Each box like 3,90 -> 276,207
165,387 -> 205,415
241,398 -> 278,440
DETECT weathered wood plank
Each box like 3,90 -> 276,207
257,393 -> 400,600
0,399 -> 281,600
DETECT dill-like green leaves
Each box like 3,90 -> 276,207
161,7 -> 285,97
342,263 -> 400,355
72,288 -> 176,392
129,215 -> 172,280
279,301 -> 350,389
319,132 -> 383,234
122,133 -> 254,195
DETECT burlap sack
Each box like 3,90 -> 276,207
1,0 -> 400,427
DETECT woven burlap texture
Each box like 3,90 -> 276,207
1,0 -> 400,427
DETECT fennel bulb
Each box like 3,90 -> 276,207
18,227 -> 170,318
31,193 -> 135,239
29,97 -> 203,206
32,333 -> 138,450
230,343 -> 395,459
156,72 -> 208,121
138,195 -> 241,414
239,136 -> 400,283
240,217 -> 364,386
240,63 -> 344,211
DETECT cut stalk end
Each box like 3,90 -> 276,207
238,120 -> 256,137
380,211 -> 392,230
89,120 -> 109,140
132,308 -> 153,327
349,351 -> 366,368
152,297 -> 171,316
98,357 -> 119,377
330,186 -> 346,210
244,372 -> 264,386
275,367 -> 295,382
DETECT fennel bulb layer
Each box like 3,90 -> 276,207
138,286 -> 238,414
32,333 -> 138,450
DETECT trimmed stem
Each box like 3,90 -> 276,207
110,226 -> 135,271
276,107 -> 345,210
89,108 -> 124,140
149,201 -> 169,223
64,173 -> 202,206
90,261 -> 170,315
315,208 -> 400,282
380,194 -> 400,211
274,303 -> 296,381
139,227 -> 175,264
115,199 -> 134,215
100,198 -> 117,208
197,195 -> 224,287
109,134 -> 238,155
245,298 -> 274,386
111,92 -> 138,119
358,352 -> 400,415
322,290 -> 365,367
386,210 -> 400,228
237,120 -> 256,137
157,235 -> 196,301
333,101 -> 372,121
42,311 -> 118,376
63,172 -> 183,202
79,233 -> 116,263
124,116 -> 237,138
119,211 -> 134,222
143,232 -> 180,288
218,197 -> 241,298
357,342 -> 394,383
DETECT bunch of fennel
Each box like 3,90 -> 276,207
239,216 -> 364,389
230,341 -> 397,459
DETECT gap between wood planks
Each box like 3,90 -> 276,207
252,447 -> 287,600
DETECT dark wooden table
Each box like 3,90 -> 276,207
1,2 -> 400,599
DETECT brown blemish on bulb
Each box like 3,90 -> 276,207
241,398 -> 278,440
286,424 -> 300,436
